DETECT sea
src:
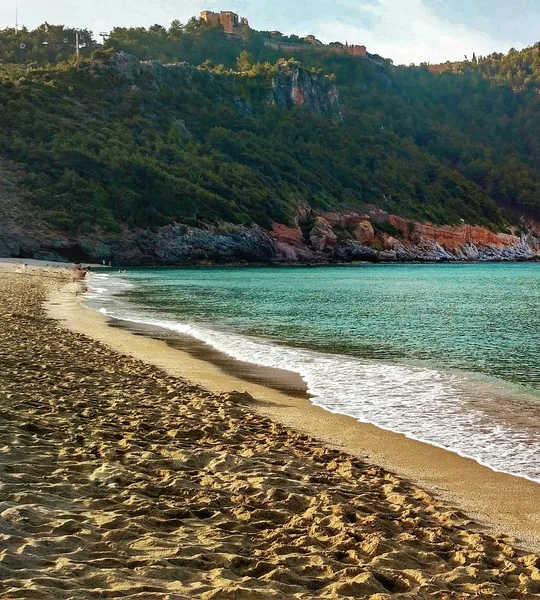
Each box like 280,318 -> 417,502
84,263 -> 540,483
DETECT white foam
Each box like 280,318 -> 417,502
83,275 -> 540,484
84,273 -> 134,305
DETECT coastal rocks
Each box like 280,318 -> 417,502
0,228 -> 72,263
297,210 -> 540,263
317,212 -> 378,245
458,241 -> 479,261
113,225 -> 279,265
80,239 -> 113,262
333,241 -> 379,261
308,217 -> 338,252
0,224 -> 278,266
0,226 -> 25,258
2,205 -> 540,265
2,218 -> 540,265
354,219 -> 376,244
387,213 -> 520,251
271,223 -> 304,246
272,222 -> 326,262
474,240 -> 535,261
383,237 -> 455,262
269,63 -> 342,119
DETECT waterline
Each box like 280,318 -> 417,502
85,270 -> 539,483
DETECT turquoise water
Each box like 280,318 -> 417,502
86,263 -> 540,482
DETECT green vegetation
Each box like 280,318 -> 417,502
0,24 -> 98,65
2,18 -> 540,236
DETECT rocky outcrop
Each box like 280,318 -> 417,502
87,52 -> 199,85
271,223 -> 304,246
269,63 -> 342,119
87,225 -> 279,265
89,53 -> 341,121
309,217 -> 338,251
378,211 -> 540,261
0,225 -> 280,266
354,220 -> 376,244
386,213 -> 518,250
2,209 -> 539,265
270,209 -> 540,264
333,241 -> 379,262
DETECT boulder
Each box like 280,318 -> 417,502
353,220 -> 376,244
333,241 -> 379,262
309,217 -> 338,252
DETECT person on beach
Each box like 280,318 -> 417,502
72,264 -> 87,282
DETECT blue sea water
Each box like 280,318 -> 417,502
85,263 -> 540,482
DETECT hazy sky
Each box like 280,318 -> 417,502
1,0 -> 539,64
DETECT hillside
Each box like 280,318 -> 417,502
1,19 -> 540,263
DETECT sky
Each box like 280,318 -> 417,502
1,0 -> 539,64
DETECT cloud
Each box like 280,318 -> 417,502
308,0 -> 521,64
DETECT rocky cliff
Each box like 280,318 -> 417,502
271,209 -> 540,263
2,209 -> 538,265
91,52 -> 341,120
269,63 -> 342,119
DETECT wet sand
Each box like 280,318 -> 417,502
111,319 -> 310,398
1,263 -> 540,599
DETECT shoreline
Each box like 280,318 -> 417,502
111,317 -> 540,484
48,279 -> 540,552
3,263 -> 540,598
110,318 -> 311,399
3,256 -> 539,270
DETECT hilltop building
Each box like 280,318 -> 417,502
305,35 -> 323,46
263,36 -> 367,58
327,40 -> 367,57
200,10 -> 367,56
200,10 -> 249,35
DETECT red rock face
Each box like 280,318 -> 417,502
271,223 -> 304,246
270,209 -> 537,262
387,215 -> 520,249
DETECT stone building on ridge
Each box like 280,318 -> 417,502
200,10 -> 249,35
346,43 -> 367,57
200,9 -> 367,56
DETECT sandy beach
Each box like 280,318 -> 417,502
1,263 -> 540,599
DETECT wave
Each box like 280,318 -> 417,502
84,274 -> 540,484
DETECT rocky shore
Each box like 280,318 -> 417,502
2,208 -> 539,266
1,265 -> 540,599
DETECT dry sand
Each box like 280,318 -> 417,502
1,264 -> 540,599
